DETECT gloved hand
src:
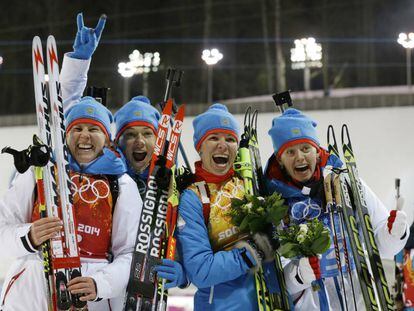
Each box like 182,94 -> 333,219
235,233 -> 274,273
70,13 -> 106,60
297,256 -> 321,285
388,208 -> 407,239
252,233 -> 274,263
154,259 -> 187,290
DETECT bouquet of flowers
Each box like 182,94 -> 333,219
277,218 -> 331,258
228,192 -> 289,234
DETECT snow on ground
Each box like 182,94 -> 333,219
0,106 -> 413,296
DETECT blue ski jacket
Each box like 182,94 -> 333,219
176,161 -> 265,310
177,188 -> 258,310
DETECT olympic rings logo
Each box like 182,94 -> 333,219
136,178 -> 147,195
213,189 -> 233,211
290,198 -> 322,221
70,174 -> 110,204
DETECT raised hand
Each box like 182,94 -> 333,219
71,12 -> 107,60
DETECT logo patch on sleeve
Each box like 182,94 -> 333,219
177,215 -> 186,231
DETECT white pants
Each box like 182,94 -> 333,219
292,270 -> 365,311
0,255 -> 124,311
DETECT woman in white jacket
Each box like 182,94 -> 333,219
265,108 -> 409,310
0,97 -> 141,311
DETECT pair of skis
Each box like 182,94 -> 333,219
234,107 -> 290,311
124,98 -> 185,311
32,36 -> 86,310
326,124 -> 394,311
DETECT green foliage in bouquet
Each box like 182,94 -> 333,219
278,218 -> 331,258
228,192 -> 289,234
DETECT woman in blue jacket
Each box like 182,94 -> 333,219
176,104 -> 273,310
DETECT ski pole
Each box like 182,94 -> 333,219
394,178 -> 405,310
160,68 -> 192,172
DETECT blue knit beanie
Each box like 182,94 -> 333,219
114,96 -> 160,142
193,103 -> 240,150
65,96 -> 113,139
268,108 -> 320,157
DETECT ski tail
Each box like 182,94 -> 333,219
341,124 -> 394,311
46,35 -> 86,310
125,100 -> 185,311
327,125 -> 378,311
33,36 -> 72,311
234,107 -> 290,311
33,35 -> 87,310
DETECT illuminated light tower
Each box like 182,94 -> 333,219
128,50 -> 161,96
117,50 -> 161,101
290,37 -> 322,92
118,61 -> 135,103
201,48 -> 223,103
397,32 -> 414,88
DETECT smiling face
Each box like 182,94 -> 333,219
199,132 -> 238,176
67,123 -> 108,164
118,125 -> 156,173
278,142 -> 319,183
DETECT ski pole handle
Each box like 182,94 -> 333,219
395,178 -> 400,199
395,178 -> 403,211
323,172 -> 334,213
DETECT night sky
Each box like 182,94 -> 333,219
0,0 -> 413,114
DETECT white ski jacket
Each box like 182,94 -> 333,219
266,152 -> 409,311
0,161 -> 141,311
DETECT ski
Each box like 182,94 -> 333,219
234,107 -> 290,311
393,179 -> 405,310
340,124 -> 394,311
32,36 -> 86,311
327,125 -> 379,311
124,99 -> 185,311
155,104 -> 186,311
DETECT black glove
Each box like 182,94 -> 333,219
236,233 -> 274,273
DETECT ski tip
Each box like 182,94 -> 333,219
46,35 -> 56,46
163,98 -> 173,114
177,103 -> 186,115
32,36 -> 41,44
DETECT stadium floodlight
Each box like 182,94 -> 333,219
291,37 -> 322,91
397,33 -> 414,87
118,50 -> 161,99
201,48 -> 223,103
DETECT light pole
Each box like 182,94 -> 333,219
201,48 -> 223,103
397,33 -> 414,88
290,37 -> 322,92
117,50 -> 160,101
